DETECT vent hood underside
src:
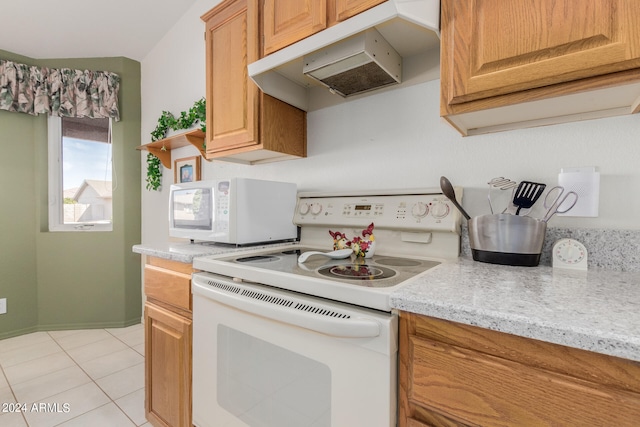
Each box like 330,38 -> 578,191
303,27 -> 402,98
248,0 -> 441,111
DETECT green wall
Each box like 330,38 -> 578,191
0,50 -> 39,335
0,51 -> 142,338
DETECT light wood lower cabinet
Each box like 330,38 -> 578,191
399,312 -> 640,427
144,257 -> 193,427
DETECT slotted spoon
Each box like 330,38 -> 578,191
512,181 -> 546,215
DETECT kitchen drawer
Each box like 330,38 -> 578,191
408,335 -> 640,426
410,315 -> 640,393
146,256 -> 194,275
144,264 -> 192,313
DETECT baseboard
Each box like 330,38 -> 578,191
0,318 -> 142,341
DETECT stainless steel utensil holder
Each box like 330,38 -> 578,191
468,214 -> 547,267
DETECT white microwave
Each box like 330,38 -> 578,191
169,178 -> 298,245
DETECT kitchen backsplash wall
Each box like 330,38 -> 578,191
141,0 -> 640,249
460,226 -> 640,272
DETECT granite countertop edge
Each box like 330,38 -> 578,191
132,241 -> 297,264
133,242 -> 640,362
390,258 -> 640,362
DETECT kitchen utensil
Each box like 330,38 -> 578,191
440,176 -> 471,220
502,186 -> 534,216
512,181 -> 546,215
468,214 -> 547,266
487,177 -> 517,214
488,177 -> 518,189
298,249 -> 353,263
501,186 -> 522,215
541,186 -> 578,222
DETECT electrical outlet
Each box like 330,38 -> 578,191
0,298 -> 6,314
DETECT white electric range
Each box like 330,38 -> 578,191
191,188 -> 462,427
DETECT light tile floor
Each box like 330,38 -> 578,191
0,324 -> 150,427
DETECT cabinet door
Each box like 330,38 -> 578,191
263,0 -> 327,55
442,0 -> 640,105
145,303 -> 192,427
204,0 -> 259,153
408,335 -> 640,427
334,0 -> 386,22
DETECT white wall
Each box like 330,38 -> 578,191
141,0 -> 640,245
141,0 -> 216,244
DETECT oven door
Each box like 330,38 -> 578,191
192,272 -> 397,427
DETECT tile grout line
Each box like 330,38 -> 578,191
0,361 -> 30,426
0,326 -> 144,427
1,335 -> 69,427
48,327 -> 145,427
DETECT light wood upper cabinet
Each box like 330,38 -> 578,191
444,0 -> 640,105
334,0 -> 386,22
441,0 -> 640,135
204,0 -> 259,153
263,0 -> 327,56
202,0 -> 306,164
262,0 -> 386,55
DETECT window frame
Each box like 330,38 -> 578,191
47,116 -> 113,232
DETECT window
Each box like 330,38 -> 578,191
48,116 -> 113,231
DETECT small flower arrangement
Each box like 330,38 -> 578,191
329,230 -> 350,250
328,223 -> 376,258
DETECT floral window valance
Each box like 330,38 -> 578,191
0,59 -> 120,121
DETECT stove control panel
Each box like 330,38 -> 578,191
294,192 -> 461,232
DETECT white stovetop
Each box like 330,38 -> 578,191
133,241 -> 640,362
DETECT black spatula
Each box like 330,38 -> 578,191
512,181 -> 546,215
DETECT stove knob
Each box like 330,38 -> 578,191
298,202 -> 310,215
431,201 -> 450,219
310,203 -> 323,215
411,202 -> 429,218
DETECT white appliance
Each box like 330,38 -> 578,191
168,178 -> 297,245
192,188 -> 462,427
248,0 -> 441,111
302,27 -> 402,97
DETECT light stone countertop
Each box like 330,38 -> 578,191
132,242 -> 640,362
132,240 -> 296,264
390,257 -> 640,362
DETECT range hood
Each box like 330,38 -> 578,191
303,27 -> 402,97
248,0 -> 441,111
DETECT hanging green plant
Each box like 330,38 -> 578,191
146,98 -> 207,191
150,110 -> 178,142
177,98 -> 206,133
146,153 -> 162,191
150,98 -> 206,142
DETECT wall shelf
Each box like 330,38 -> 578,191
137,129 -> 206,168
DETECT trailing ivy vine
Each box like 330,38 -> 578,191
146,98 -> 206,191
145,153 -> 162,191
150,98 -> 206,142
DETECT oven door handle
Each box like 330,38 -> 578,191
193,282 -> 381,338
